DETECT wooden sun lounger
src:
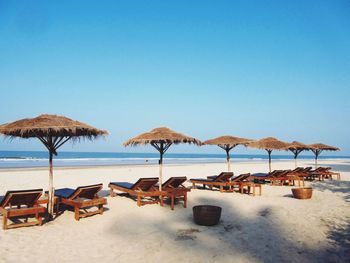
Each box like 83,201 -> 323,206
270,169 -> 305,187
55,184 -> 107,221
249,170 -> 284,184
227,173 -> 262,195
0,189 -> 45,230
190,172 -> 234,192
109,178 -> 163,207
161,176 -> 190,210
310,167 -> 341,181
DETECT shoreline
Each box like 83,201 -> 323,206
0,158 -> 349,173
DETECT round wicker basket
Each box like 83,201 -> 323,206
193,205 -> 222,226
292,187 -> 313,199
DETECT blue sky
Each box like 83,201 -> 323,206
0,0 -> 349,155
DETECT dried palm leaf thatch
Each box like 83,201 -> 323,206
0,114 -> 108,140
248,137 -> 289,150
308,143 -> 340,151
247,137 -> 289,172
284,141 -> 311,168
124,127 -> 201,191
124,127 -> 201,146
308,143 -> 340,167
203,135 -> 254,171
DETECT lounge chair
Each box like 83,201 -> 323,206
0,189 -> 45,230
227,173 -> 253,191
109,178 -> 163,207
190,172 -> 234,192
232,173 -> 262,196
161,176 -> 190,210
250,170 -> 285,184
311,167 -> 341,181
54,184 -> 106,221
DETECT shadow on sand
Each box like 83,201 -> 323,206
107,195 -> 349,263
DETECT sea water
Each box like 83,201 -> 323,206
0,151 -> 348,169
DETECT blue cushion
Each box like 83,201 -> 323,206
252,173 -> 268,177
55,188 -> 75,199
190,178 -> 213,182
110,182 -> 134,189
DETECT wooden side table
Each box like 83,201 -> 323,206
239,182 -> 262,196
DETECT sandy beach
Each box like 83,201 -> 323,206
0,159 -> 349,263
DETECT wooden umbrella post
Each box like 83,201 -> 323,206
48,150 -> 54,217
315,150 -> 319,168
159,142 -> 164,192
267,150 -> 272,173
312,149 -> 321,168
152,141 -> 172,192
225,147 -> 231,172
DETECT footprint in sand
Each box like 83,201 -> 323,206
175,228 -> 200,241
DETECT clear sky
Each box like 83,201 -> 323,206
0,0 -> 349,155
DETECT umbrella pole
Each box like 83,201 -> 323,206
267,150 -> 272,173
48,150 -> 54,218
225,148 -> 231,172
159,143 -> 164,192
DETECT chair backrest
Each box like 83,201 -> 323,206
270,170 -> 290,177
291,167 -> 304,173
313,167 -> 325,173
133,178 -> 159,191
0,189 -> 43,208
69,184 -> 103,200
162,177 -> 187,189
303,167 -> 312,172
215,172 -> 234,182
231,173 -> 250,182
269,170 -> 283,176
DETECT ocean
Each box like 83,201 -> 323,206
0,151 -> 348,169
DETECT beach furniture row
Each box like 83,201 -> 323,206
0,166 -> 340,230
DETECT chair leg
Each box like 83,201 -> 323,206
3,215 -> 8,230
74,207 -> 80,221
137,195 -> 141,207
171,196 -> 174,210
184,193 -> 187,208
109,188 -> 115,197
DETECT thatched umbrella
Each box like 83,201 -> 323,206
0,114 -> 108,217
284,141 -> 311,168
247,137 -> 289,172
308,143 -> 340,168
203,136 -> 253,172
123,127 -> 201,191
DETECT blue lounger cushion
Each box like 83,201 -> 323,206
55,188 -> 75,199
109,182 -> 134,189
252,173 -> 268,177
190,179 -> 214,182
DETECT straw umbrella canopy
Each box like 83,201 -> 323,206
247,137 -> 289,172
284,141 -> 311,168
308,143 -> 340,167
0,114 -> 108,217
123,127 -> 201,191
203,136 -> 254,172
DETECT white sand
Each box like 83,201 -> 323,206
0,159 -> 349,263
